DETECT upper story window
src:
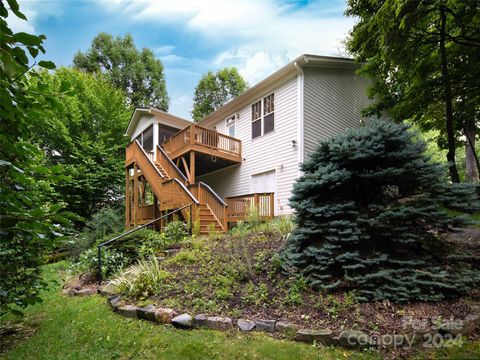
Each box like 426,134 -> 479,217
226,115 -> 236,137
251,93 -> 274,139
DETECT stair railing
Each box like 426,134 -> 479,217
194,182 -> 228,230
156,145 -> 189,185
97,203 -> 194,286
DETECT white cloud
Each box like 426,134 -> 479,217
6,12 -> 35,33
95,0 -> 354,85
6,0 -> 65,34
153,45 -> 176,55
169,92 -> 193,120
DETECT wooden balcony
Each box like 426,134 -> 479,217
163,124 -> 242,176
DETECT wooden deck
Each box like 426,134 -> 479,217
163,123 -> 242,164
125,131 -> 274,232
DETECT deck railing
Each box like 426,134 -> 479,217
155,145 -> 189,185
226,193 -> 274,222
193,182 -> 228,229
163,123 -> 241,159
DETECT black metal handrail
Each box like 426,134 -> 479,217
97,203 -> 193,286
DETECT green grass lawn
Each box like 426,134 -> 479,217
1,263 -> 479,360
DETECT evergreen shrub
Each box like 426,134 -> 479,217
282,120 -> 480,302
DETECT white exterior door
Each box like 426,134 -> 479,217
251,170 -> 276,216
251,170 -> 276,193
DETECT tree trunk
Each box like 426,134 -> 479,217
464,121 -> 479,181
439,4 -> 461,183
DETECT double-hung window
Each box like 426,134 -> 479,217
226,115 -> 236,137
251,93 -> 274,139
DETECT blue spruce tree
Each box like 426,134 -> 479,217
283,120 -> 479,302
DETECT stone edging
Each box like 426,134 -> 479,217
102,290 -> 480,350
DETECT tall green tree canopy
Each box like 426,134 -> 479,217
73,33 -> 169,110
0,0 -> 73,314
346,0 -> 480,182
33,68 -> 131,220
282,120 -> 479,302
192,67 -> 248,121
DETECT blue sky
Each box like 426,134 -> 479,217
9,0 -> 355,119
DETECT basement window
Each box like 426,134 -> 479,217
251,93 -> 274,139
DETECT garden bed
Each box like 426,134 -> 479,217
64,227 -> 480,357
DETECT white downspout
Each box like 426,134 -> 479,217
294,61 -> 305,178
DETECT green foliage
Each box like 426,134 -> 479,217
230,221 -> 254,277
110,257 -> 170,298
192,217 -> 201,237
165,250 -> 197,265
1,265 -> 382,360
73,248 -> 126,278
346,0 -> 480,182
31,68 -> 131,219
241,282 -> 269,306
0,0 -> 76,315
246,205 -> 261,227
162,220 -> 188,243
282,120 -> 480,302
68,206 -> 125,257
317,292 -> 359,319
271,215 -> 295,240
283,276 -> 307,307
73,32 -> 169,110
110,228 -> 171,262
192,67 -> 248,121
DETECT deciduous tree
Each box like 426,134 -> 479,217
73,33 -> 169,110
33,68 -> 131,220
346,0 -> 480,182
0,0 -> 74,314
192,67 -> 248,121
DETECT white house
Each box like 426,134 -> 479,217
124,54 -> 372,232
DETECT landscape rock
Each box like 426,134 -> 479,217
439,319 -> 465,336
63,287 -> 77,296
275,321 -> 298,335
137,304 -> 156,322
117,305 -> 139,319
469,305 -> 480,315
155,308 -> 178,324
254,319 -> 276,332
378,334 -> 410,348
206,316 -> 233,331
171,314 -> 193,329
194,314 -> 208,328
75,287 -> 96,296
295,328 -> 333,344
108,295 -> 121,310
337,330 -> 373,348
237,319 -> 256,332
99,283 -> 118,297
461,314 -> 480,335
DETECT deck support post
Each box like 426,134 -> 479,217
133,163 -> 138,227
189,151 -> 196,184
125,168 -> 131,229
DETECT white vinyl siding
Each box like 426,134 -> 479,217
131,116 -> 155,140
303,67 -> 372,159
199,75 -> 300,215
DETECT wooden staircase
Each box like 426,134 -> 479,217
125,140 -> 227,233
198,204 -> 224,233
